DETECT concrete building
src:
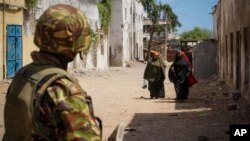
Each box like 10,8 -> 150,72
24,0 -> 109,72
213,0 -> 250,101
143,14 -> 168,60
0,0 -> 110,80
0,0 -> 143,79
0,0 -> 25,79
109,0 -> 144,66
142,9 -> 180,60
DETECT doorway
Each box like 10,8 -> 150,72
6,25 -> 23,78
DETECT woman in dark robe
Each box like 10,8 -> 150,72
143,52 -> 166,99
168,49 -> 191,102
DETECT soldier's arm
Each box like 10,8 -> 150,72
35,78 -> 101,141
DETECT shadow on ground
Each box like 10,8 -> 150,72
123,111 -> 231,141
123,77 -> 250,141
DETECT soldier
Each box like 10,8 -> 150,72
3,4 -> 102,141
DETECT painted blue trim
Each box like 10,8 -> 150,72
6,25 -> 23,78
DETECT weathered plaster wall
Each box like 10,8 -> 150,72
24,0 -> 108,70
122,0 -> 132,64
215,0 -> 250,101
109,0 -> 123,66
133,0 -> 143,61
0,11 -> 3,80
0,0 -> 25,79
122,0 -> 144,65
96,34 -> 109,69
0,0 -> 24,5
110,0 -> 143,66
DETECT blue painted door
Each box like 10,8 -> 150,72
7,25 -> 23,78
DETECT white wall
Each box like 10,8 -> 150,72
110,0 -> 144,66
133,0 -> 144,61
26,0 -> 108,70
122,0 -> 133,64
109,0 -> 123,66
123,0 -> 144,63
97,33 -> 109,70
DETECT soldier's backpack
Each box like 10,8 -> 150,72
3,63 -> 102,141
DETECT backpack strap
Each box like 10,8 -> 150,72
30,66 -> 103,139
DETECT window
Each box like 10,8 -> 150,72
133,13 -> 135,23
244,28 -> 249,85
125,8 -> 127,20
225,35 -> 228,78
230,33 -> 234,78
236,31 -> 241,88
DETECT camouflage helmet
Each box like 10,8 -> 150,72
34,4 -> 90,57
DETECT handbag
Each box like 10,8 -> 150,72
188,74 -> 198,87
142,79 -> 147,89
182,52 -> 198,87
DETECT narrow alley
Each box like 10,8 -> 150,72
0,0 -> 250,141
1,61 -> 249,141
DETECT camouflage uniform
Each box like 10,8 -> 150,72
3,4 -> 101,141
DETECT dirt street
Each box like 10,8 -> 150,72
0,61 -> 250,141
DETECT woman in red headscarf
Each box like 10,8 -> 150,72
168,41 -> 191,102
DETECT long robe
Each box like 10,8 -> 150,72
168,54 -> 191,100
143,58 -> 166,98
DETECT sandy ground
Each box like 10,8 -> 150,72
0,61 -> 250,141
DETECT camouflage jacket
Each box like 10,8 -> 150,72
31,51 -> 102,141
3,51 -> 101,141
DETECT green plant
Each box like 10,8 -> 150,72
90,28 -> 100,45
85,29 -> 100,52
25,0 -> 38,8
97,0 -> 112,32
140,0 -> 181,60
179,27 -> 212,40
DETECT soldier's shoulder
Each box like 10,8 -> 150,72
53,77 -> 86,96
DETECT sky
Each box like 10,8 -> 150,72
157,0 -> 218,34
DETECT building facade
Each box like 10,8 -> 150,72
143,12 -> 177,60
109,0 -> 144,66
213,0 -> 250,101
0,0 -> 144,80
0,0 -> 25,79
25,0 -> 109,71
